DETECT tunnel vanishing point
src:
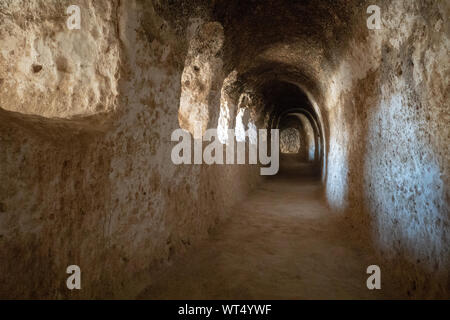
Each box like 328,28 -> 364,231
0,0 -> 448,299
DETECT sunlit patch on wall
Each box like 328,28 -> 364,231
280,128 -> 301,153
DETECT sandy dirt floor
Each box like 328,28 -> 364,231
133,155 -> 403,299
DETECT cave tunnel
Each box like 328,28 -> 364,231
0,0 -> 448,300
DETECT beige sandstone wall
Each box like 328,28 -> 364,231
0,0 -> 260,298
323,0 -> 449,298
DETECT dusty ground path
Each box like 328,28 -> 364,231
135,156 -> 401,299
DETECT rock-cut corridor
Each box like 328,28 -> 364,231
0,0 -> 448,299
134,156 -> 403,300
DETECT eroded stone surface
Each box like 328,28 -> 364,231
0,0 -> 448,299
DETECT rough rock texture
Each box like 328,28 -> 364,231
280,128 -> 300,154
0,0 -> 260,299
212,0 -> 449,298
178,20 -> 224,138
0,0 -> 120,118
323,0 -> 449,298
0,0 -> 448,299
